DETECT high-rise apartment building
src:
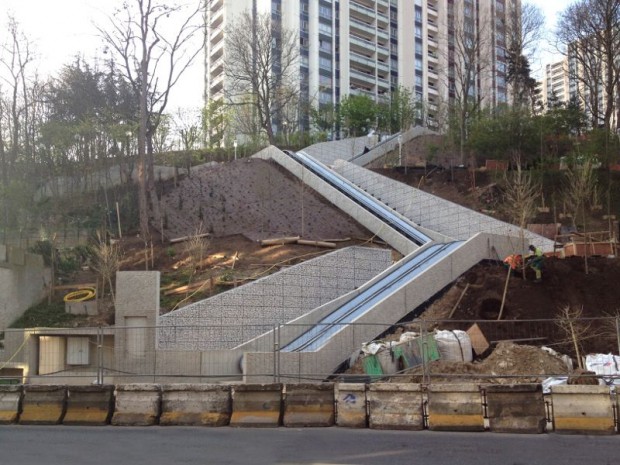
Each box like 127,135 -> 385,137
538,59 -> 570,109
204,0 -> 519,134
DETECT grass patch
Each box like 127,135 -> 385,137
10,301 -> 78,328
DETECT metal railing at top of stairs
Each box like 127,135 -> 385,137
286,150 -> 431,247
348,131 -> 401,162
282,240 -> 463,353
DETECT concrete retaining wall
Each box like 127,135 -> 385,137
158,246 -> 392,352
485,383 -> 547,433
551,385 -> 615,434
0,247 -> 50,331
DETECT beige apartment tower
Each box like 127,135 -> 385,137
204,0 -> 519,133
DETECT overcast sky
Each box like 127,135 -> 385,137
1,0 -> 570,109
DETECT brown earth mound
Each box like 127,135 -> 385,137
158,158 -> 372,241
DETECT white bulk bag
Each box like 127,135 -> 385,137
434,330 -> 473,362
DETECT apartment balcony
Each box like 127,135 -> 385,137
350,68 -> 377,87
350,34 -> 377,56
210,8 -> 224,29
350,52 -> 376,72
377,60 -> 389,73
428,51 -> 439,64
210,28 -> 224,47
427,19 -> 438,32
350,1 -> 376,23
427,83 -> 439,96
428,35 -> 438,51
350,86 -> 375,98
377,27 -> 389,40
376,0 -> 389,9
350,18 -> 376,41
210,56 -> 224,77
210,38 -> 224,58
209,75 -> 224,94
376,43 -> 389,57
428,66 -> 438,78
428,2 -> 439,18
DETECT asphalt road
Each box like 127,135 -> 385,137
0,426 -> 618,465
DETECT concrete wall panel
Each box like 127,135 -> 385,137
0,385 -> 22,424
112,384 -> 161,426
20,385 -> 66,425
64,385 -> 114,425
160,384 -> 231,426
551,385 -> 614,434
427,384 -> 484,431
283,383 -> 334,427
367,383 -> 424,430
485,384 -> 547,433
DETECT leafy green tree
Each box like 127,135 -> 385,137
339,95 -> 376,137
377,86 -> 416,134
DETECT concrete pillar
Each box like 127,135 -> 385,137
0,385 -> 22,424
230,384 -> 282,427
112,384 -> 161,426
20,385 -> 66,425
64,385 -> 114,425
485,384 -> 547,433
367,383 -> 424,430
160,384 -> 231,426
551,385 -> 614,434
335,383 -> 367,428
283,383 -> 335,427
427,383 -> 484,431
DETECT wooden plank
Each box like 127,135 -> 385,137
259,236 -> 300,246
466,324 -> 490,356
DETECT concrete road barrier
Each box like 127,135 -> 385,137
335,383 -> 367,428
112,384 -> 161,426
368,383 -> 424,430
230,384 -> 282,427
64,385 -> 114,426
160,384 -> 231,426
551,385 -> 615,434
485,384 -> 547,434
20,385 -> 66,425
0,385 -> 22,424
283,383 -> 334,427
427,383 -> 484,431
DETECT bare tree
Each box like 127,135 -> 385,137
501,156 -> 541,256
505,2 -> 545,108
224,11 -> 299,145
555,305 -> 591,369
443,6 -> 493,164
92,232 -> 122,303
557,0 -> 620,131
98,0 -> 207,243
563,157 -> 597,230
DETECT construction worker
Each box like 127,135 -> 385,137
525,244 -> 544,282
503,253 -> 523,273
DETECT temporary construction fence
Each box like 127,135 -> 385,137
1,317 -> 620,386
